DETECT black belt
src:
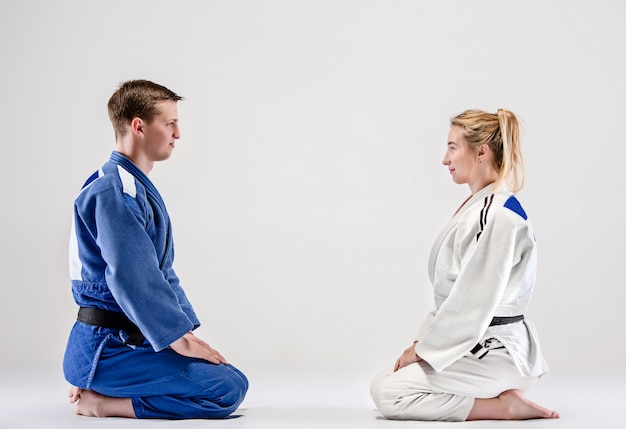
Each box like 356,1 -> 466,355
77,306 -> 146,345
470,315 -> 524,358
488,315 -> 524,326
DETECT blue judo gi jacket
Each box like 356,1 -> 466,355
63,151 -> 200,389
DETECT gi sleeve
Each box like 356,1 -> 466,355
414,207 -> 528,372
164,263 -> 200,329
415,309 -> 436,342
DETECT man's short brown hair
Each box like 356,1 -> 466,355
107,80 -> 183,138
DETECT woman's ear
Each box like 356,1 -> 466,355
476,143 -> 490,162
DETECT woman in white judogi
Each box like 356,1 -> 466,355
370,109 -> 560,422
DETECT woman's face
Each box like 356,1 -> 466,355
442,125 -> 477,186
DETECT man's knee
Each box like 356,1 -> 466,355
216,369 -> 248,409
226,377 -> 248,407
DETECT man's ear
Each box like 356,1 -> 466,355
131,117 -> 144,136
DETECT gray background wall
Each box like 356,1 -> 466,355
1,0 -> 624,375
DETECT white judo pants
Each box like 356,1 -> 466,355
370,340 -> 538,422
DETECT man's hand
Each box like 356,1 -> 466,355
394,342 -> 423,372
169,331 -> 228,365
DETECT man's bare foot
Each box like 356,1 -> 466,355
68,386 -> 82,404
468,389 -> 559,420
67,386 -> 135,418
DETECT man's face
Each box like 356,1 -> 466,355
141,100 -> 180,162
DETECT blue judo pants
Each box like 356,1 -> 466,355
89,334 -> 248,419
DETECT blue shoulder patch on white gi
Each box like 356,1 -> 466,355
117,165 -> 137,198
504,196 -> 527,220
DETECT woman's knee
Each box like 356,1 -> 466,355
370,374 -> 404,419
370,373 -> 440,421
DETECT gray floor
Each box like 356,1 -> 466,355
0,368 -> 621,429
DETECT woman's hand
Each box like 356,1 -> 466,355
169,331 -> 228,365
394,342 -> 423,372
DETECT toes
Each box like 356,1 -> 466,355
68,386 -> 82,403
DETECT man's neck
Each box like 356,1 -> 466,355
114,143 -> 153,175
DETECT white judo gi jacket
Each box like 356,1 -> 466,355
414,184 -> 549,378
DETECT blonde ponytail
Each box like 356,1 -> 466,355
496,109 -> 525,193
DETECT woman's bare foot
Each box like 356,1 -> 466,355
67,386 -> 135,418
468,389 -> 560,420
499,390 -> 560,419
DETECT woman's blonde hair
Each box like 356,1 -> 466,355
450,108 -> 525,193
